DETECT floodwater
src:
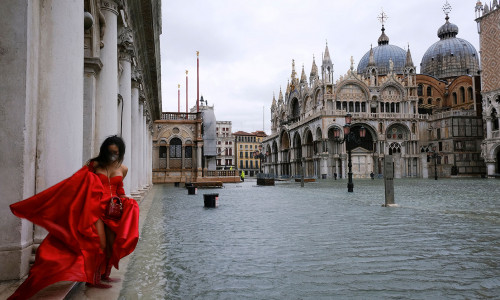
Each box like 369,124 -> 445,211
120,178 -> 500,299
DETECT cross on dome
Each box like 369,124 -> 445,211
378,9 -> 388,26
442,0 -> 452,17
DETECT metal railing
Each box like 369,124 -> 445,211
161,112 -> 199,120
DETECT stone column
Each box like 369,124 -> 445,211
130,69 -> 141,196
138,100 -> 145,190
95,0 -> 120,152
34,0 -> 84,244
118,27 -> 134,194
486,117 -> 492,139
421,153 -> 429,178
0,0 -> 40,280
83,58 -> 102,162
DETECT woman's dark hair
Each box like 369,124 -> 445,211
90,135 -> 126,167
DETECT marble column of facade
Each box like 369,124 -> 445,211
34,0 -> 84,244
486,117 -> 492,139
118,28 -> 133,193
95,0 -> 120,152
143,112 -> 150,187
138,100 -> 145,191
130,69 -> 141,196
148,131 -> 153,185
83,58 -> 102,162
141,109 -> 147,188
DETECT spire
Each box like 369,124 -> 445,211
272,93 -> 277,108
291,59 -> 297,80
310,55 -> 318,77
278,86 -> 284,102
368,44 -> 375,67
323,41 -> 332,65
300,64 -> 307,83
405,44 -> 414,67
286,80 -> 290,95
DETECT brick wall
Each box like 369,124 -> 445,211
479,8 -> 500,92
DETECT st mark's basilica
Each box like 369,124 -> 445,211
262,5 -> 492,179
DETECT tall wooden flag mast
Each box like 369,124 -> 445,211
185,70 -> 189,113
197,51 -> 200,112
177,84 -> 180,113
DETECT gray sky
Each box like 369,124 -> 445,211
160,0 -> 480,134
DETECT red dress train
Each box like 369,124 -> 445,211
8,166 -> 139,300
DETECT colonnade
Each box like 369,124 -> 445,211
0,0 -> 159,280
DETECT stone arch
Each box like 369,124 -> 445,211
335,81 -> 369,101
380,83 -> 405,100
293,131 -> 303,160
280,130 -> 290,150
385,123 -> 411,140
290,97 -> 300,120
302,95 -> 314,116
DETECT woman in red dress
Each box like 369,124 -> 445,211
9,136 -> 139,299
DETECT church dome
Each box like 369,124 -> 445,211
357,26 -> 407,75
420,15 -> 479,79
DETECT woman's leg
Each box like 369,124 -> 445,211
101,225 -> 120,282
87,219 -> 112,288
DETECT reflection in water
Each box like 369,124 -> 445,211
120,178 -> 500,299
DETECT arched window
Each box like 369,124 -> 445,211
418,98 -> 423,105
460,87 -> 465,103
159,146 -> 167,158
185,146 -> 192,158
427,86 -> 432,96
492,108 -> 499,131
427,98 -> 432,105
169,138 -> 182,158
453,93 -> 457,105
468,87 -> 473,101
417,84 -> 423,96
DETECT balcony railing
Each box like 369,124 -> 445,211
427,110 -> 477,121
161,112 -> 199,120
206,170 -> 237,177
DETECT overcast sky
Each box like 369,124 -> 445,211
159,0 -> 480,134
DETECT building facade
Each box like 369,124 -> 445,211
216,121 -> 235,170
263,10 -> 485,179
476,1 -> 500,176
235,131 -> 267,176
0,0 -> 161,281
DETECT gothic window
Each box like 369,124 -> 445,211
427,86 -> 432,96
460,87 -> 465,103
388,142 -> 401,155
185,146 -> 192,158
492,108 -> 499,131
417,84 -> 423,96
453,93 -> 457,105
159,146 -> 167,158
468,87 -> 473,100
169,138 -> 182,158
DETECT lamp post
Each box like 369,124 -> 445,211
333,114 -> 366,192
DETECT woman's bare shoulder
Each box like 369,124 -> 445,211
121,164 -> 128,177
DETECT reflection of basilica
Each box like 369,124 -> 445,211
262,7 -> 488,179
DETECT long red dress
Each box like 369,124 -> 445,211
8,165 -> 139,300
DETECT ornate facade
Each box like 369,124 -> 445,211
263,10 -> 485,179
0,0 -> 161,281
476,1 -> 500,176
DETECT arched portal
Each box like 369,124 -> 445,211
303,129 -> 314,177
280,131 -> 291,176
290,98 -> 300,122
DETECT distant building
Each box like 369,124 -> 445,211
234,131 -> 268,176
216,121 -> 235,170
476,2 -> 500,177
263,7 -> 485,179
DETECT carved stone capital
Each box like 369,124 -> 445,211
132,67 -> 143,84
118,27 -> 134,61
100,0 -> 121,15
84,57 -> 103,75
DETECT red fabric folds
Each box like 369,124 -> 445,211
8,166 -> 139,300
